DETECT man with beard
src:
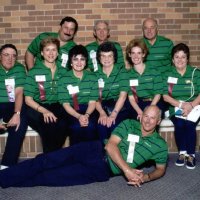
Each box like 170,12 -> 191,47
25,16 -> 78,70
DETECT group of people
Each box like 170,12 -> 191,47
0,16 -> 199,188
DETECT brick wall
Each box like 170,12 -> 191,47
0,0 -> 199,66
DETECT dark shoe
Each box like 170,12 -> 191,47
175,154 -> 185,166
186,155 -> 196,169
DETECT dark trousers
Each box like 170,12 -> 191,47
67,104 -> 98,145
0,103 -> 27,166
127,97 -> 167,120
171,116 -> 197,155
26,103 -> 68,153
0,141 -> 110,188
97,99 -> 129,143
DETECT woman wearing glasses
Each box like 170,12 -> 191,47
163,43 -> 200,169
0,44 -> 27,169
24,37 -> 68,153
95,42 -> 129,143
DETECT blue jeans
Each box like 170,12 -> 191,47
0,141 -> 110,188
171,116 -> 197,155
0,103 -> 27,166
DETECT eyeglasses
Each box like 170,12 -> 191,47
1,53 -> 17,59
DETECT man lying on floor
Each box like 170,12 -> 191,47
0,105 -> 168,188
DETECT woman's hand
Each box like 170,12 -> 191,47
7,113 -> 21,131
107,110 -> 118,127
137,110 -> 143,121
98,113 -> 108,126
0,123 -> 7,130
43,111 -> 57,123
181,102 -> 193,116
78,114 -> 89,127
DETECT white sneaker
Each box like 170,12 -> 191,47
0,165 -> 9,170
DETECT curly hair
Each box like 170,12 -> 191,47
67,45 -> 88,70
96,41 -> 118,64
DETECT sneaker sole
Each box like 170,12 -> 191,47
175,163 -> 185,167
186,165 -> 196,169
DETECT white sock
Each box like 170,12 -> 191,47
0,165 -> 9,170
179,151 -> 187,155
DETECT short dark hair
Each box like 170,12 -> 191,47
97,41 -> 118,64
171,43 -> 190,60
67,45 -> 88,69
60,16 -> 78,34
0,44 -> 18,56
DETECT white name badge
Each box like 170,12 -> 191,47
126,134 -> 140,163
5,78 -> 15,86
167,77 -> 178,84
61,53 -> 69,68
127,134 -> 140,142
90,50 -> 96,59
98,78 -> 105,88
67,85 -> 79,95
35,75 -> 46,82
130,79 -> 139,87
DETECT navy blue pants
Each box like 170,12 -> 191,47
97,99 -> 129,143
127,98 -> 167,120
27,103 -> 68,153
67,104 -> 98,145
0,103 -> 27,166
0,141 -> 110,188
171,116 -> 197,155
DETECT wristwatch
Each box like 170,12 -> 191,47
14,111 -> 21,115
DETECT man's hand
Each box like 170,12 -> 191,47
125,169 -> 144,187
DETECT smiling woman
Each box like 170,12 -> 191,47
58,45 -> 99,145
24,37 -> 68,153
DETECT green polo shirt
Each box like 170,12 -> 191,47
27,32 -> 76,68
94,65 -> 129,101
143,35 -> 174,74
24,61 -> 67,104
163,65 -> 200,117
0,62 -> 26,103
128,65 -> 163,99
58,70 -> 98,106
106,119 -> 168,175
86,41 -> 125,71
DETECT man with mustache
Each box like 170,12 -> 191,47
25,16 -> 78,70
0,105 -> 168,188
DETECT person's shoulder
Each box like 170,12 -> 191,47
34,32 -> 58,40
157,35 -> 173,43
155,132 -> 168,146
85,41 -> 98,49
58,66 -> 68,75
14,62 -> 25,69
12,62 -> 26,73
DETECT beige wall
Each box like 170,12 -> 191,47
0,0 -> 199,66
